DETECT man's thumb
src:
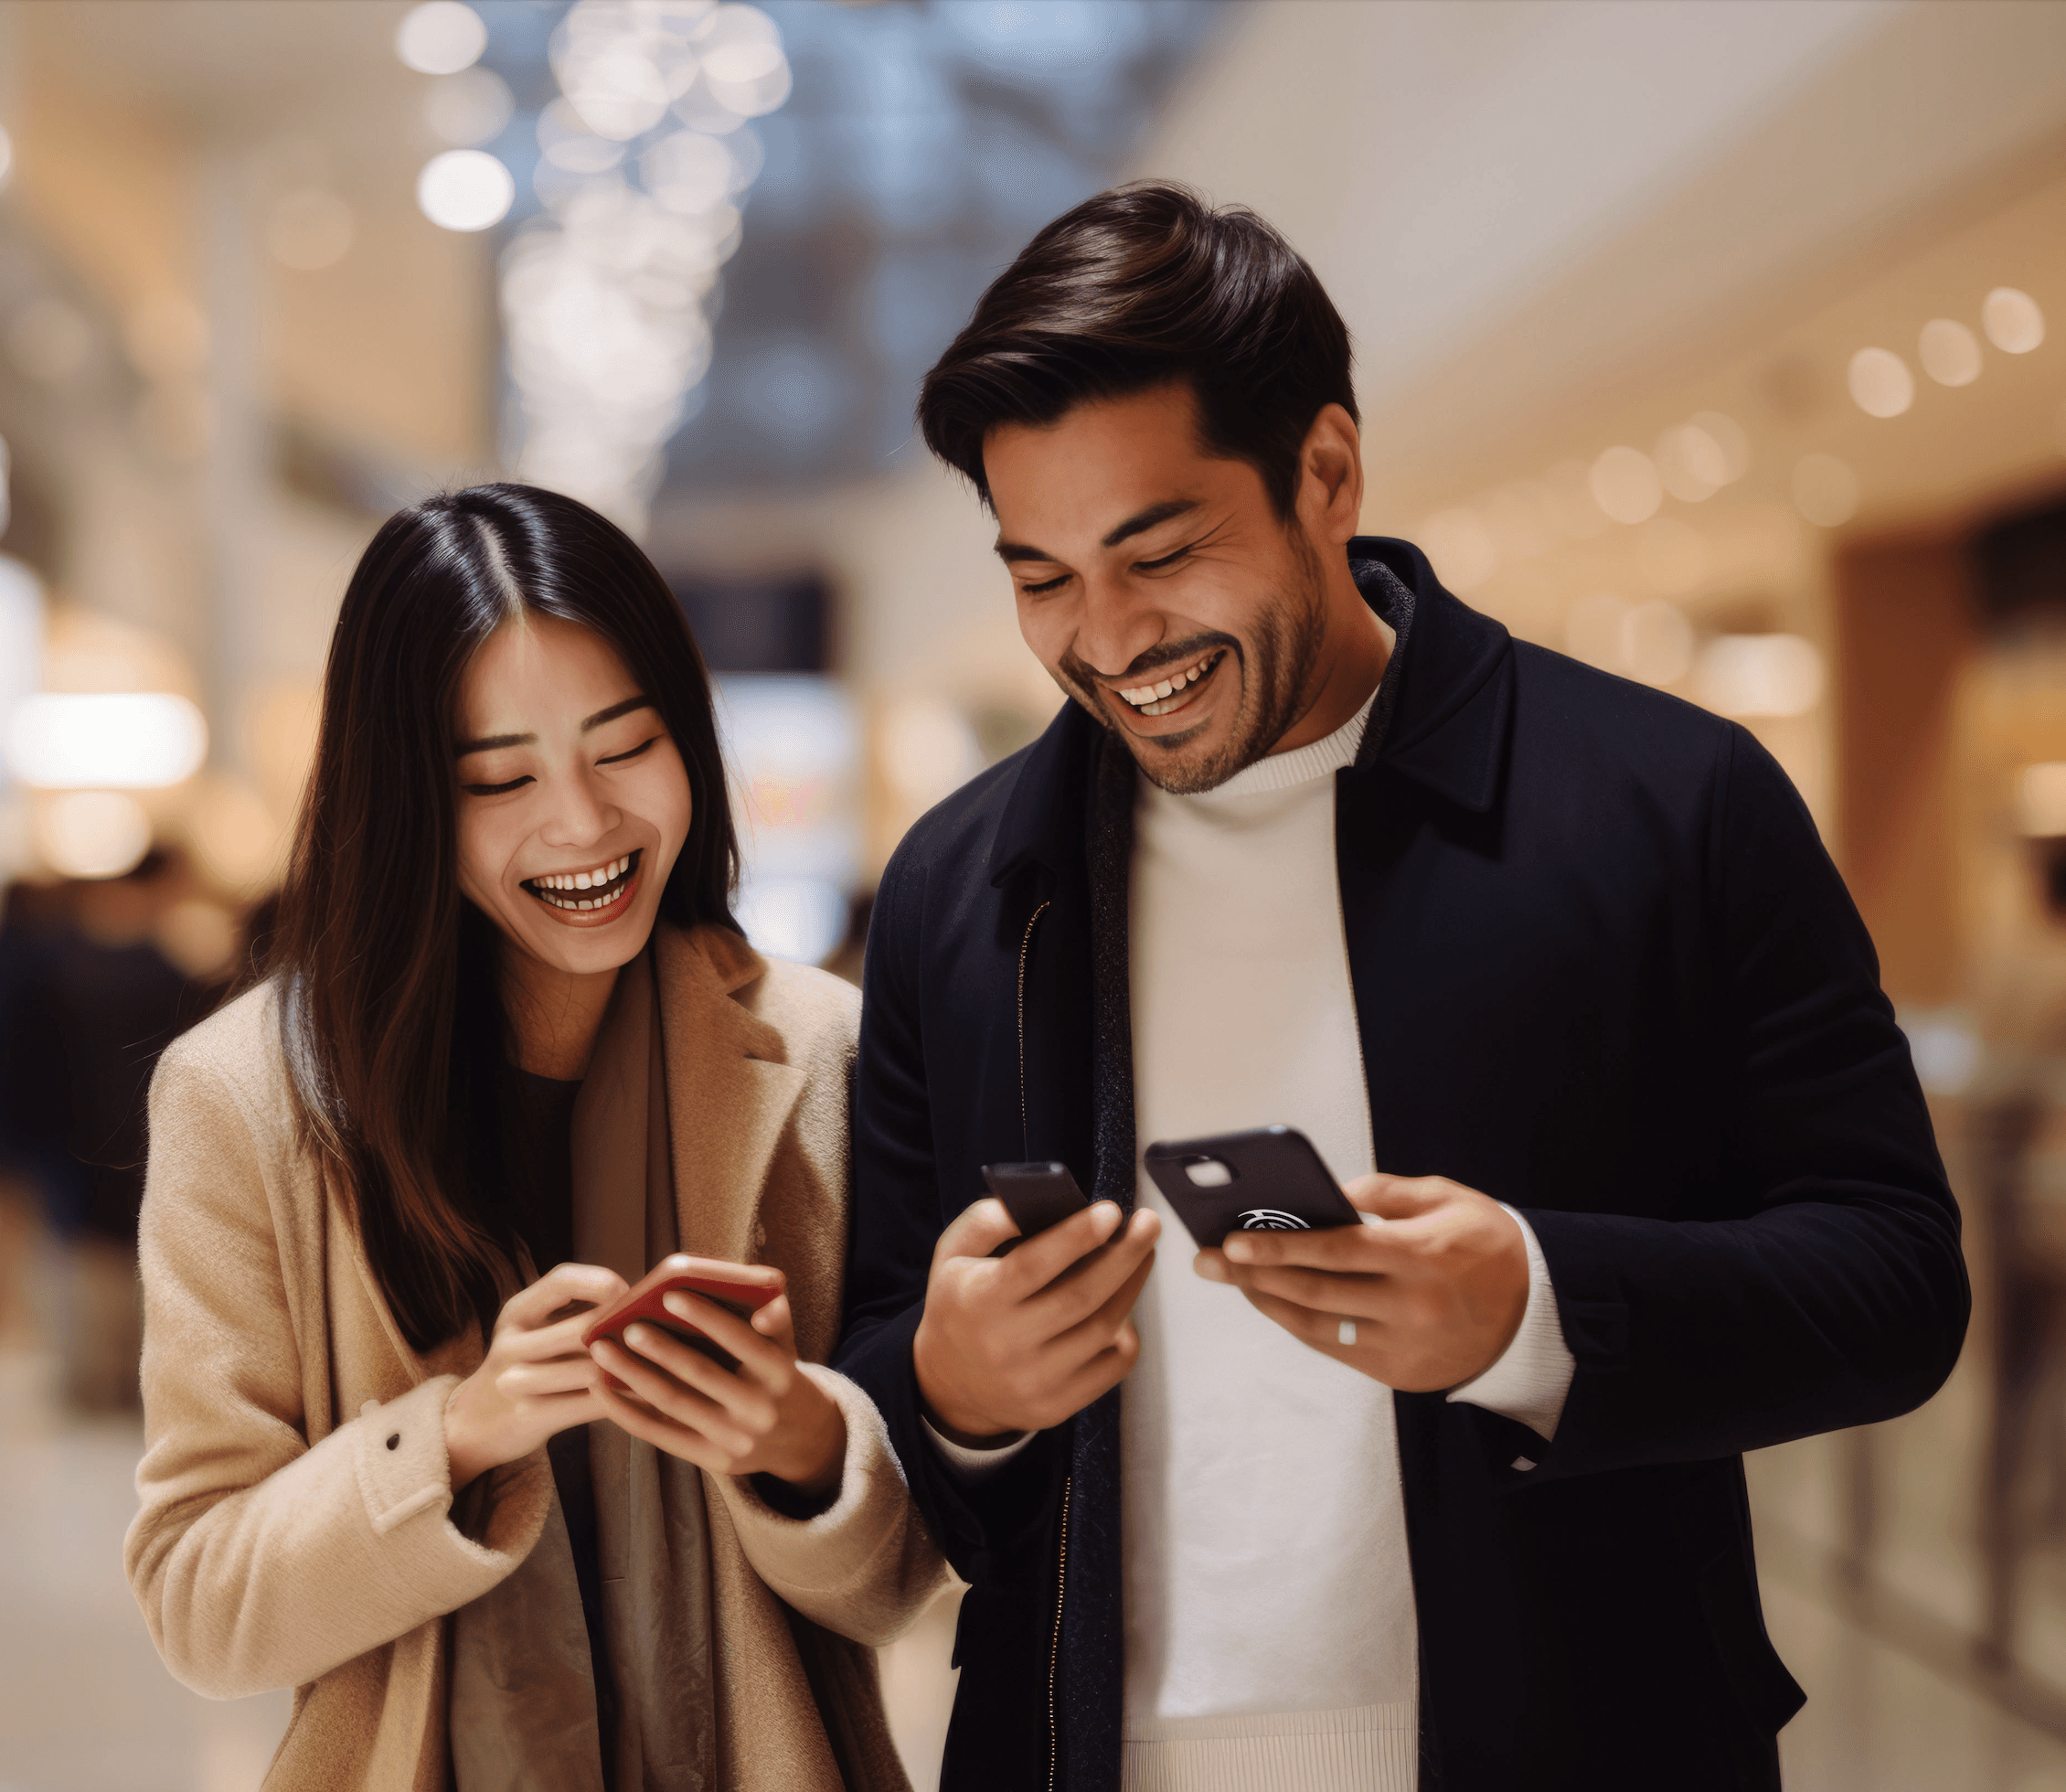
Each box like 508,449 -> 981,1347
936,1195 -> 1023,1264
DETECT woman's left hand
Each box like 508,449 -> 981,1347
591,1286 -> 847,1499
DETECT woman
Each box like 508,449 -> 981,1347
124,485 -> 943,1791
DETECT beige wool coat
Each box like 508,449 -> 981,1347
125,923 -> 947,1791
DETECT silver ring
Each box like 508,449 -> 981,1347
1337,1319 -> 1358,1347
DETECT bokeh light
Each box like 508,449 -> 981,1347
1654,422 -> 1729,503
1919,318 -> 1982,386
5,694 -> 207,790
1848,346 -> 1914,418
396,2 -> 487,77
1688,411 -> 1750,483
35,791 -> 152,880
1589,445 -> 1663,525
503,0 -> 795,531
1695,634 -> 1826,718
1982,285 -> 2045,354
417,149 -> 516,232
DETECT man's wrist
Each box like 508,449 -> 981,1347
911,1320 -> 1015,1446
923,1404 -> 1023,1449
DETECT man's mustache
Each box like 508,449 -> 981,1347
1061,633 -> 1241,691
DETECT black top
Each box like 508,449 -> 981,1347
490,1062 -> 617,1787
834,537 -> 1969,1792
499,1065 -> 581,1279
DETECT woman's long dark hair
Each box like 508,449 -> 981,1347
268,484 -> 739,1352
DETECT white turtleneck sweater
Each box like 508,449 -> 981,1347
935,690 -> 1573,1792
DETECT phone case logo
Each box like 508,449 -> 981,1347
1236,1209 -> 1311,1231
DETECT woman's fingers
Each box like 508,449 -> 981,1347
747,1290 -> 797,1349
592,1383 -> 740,1473
498,1354 -> 603,1400
500,1262 -> 629,1333
591,1337 -> 760,1454
661,1292 -> 793,1392
617,1319 -> 772,1417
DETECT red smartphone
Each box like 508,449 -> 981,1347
581,1253 -> 783,1378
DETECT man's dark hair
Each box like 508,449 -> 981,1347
917,182 -> 1357,517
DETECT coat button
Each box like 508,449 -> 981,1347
388,1434 -> 401,1450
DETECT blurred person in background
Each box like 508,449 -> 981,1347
0,851 -> 218,1411
835,184 -> 1970,1792
124,485 -> 942,1791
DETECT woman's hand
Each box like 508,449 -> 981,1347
443,1261 -> 630,1493
591,1284 -> 847,1499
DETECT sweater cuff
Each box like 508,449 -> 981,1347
352,1377 -> 460,1535
350,1376 -> 551,1576
1446,1204 -> 1574,1445
922,1414 -> 1037,1482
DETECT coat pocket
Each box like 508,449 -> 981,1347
1672,1459 -> 1806,1737
1693,1541 -> 1805,1734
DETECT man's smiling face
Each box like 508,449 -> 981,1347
985,381 -> 1333,795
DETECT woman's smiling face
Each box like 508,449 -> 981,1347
452,612 -> 691,979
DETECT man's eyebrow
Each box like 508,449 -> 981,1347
994,499 -> 1201,565
453,697 -> 653,757
1100,498 -> 1198,549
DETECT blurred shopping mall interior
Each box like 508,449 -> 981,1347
5,1 -> 2066,1787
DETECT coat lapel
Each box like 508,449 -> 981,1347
654,924 -> 808,1267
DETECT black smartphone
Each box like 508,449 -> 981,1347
982,1160 -> 1091,1254
1142,1126 -> 1362,1248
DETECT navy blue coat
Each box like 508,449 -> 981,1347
836,537 -> 1968,1791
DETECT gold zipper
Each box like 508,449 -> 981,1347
1019,894 -> 1065,1787
1017,899 -> 1050,1157
1048,1472 -> 1071,1792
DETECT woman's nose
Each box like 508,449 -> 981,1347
540,773 -> 616,848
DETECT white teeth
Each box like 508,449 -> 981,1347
529,852 -> 635,908
1118,653 -> 1217,709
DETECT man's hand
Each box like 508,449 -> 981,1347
913,1196 -> 1160,1444
1196,1173 -> 1527,1390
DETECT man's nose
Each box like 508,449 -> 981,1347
1072,573 -> 1166,683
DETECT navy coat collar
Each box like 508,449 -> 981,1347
988,535 -> 1515,887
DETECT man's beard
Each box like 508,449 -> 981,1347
1059,535 -> 1330,796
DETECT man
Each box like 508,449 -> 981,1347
835,184 -> 1967,1792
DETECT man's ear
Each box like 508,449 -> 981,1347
1296,403 -> 1364,546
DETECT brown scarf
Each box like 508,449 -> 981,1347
450,951 -> 719,1791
